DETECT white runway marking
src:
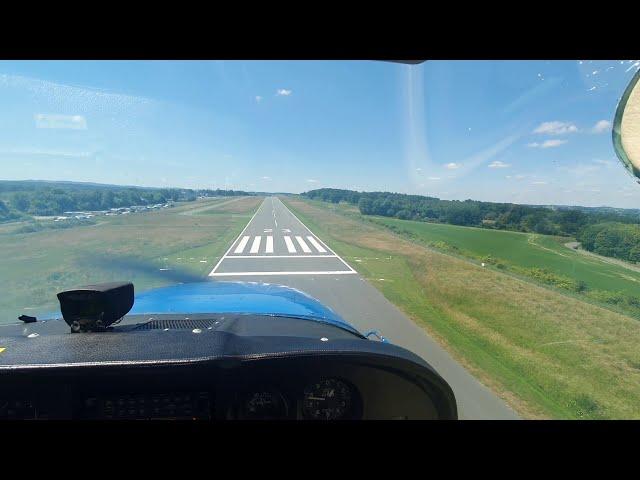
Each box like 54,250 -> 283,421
250,236 -> 262,254
275,197 -> 357,273
234,236 -> 250,254
284,236 -> 296,253
306,236 -> 326,253
208,197 -> 357,276
296,236 -> 312,253
208,203 -> 262,275
221,254 -> 337,259
209,270 -> 357,277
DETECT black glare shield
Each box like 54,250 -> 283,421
57,282 -> 134,332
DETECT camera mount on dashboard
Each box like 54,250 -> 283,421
57,282 -> 134,333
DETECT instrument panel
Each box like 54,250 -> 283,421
0,356 -> 444,420
232,377 -> 361,420
1,378 -> 362,420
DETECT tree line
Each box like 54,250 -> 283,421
577,223 -> 640,263
0,181 -> 252,219
303,188 -> 640,263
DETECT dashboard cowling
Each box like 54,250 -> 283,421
0,313 -> 458,420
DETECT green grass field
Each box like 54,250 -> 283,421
368,216 -> 640,296
0,196 -> 262,324
283,197 -> 640,419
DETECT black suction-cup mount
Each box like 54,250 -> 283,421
57,282 -> 134,333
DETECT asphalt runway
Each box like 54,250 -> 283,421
210,196 -> 519,419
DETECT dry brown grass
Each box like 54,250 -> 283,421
213,196 -> 263,213
0,198 -> 262,324
285,197 -> 640,419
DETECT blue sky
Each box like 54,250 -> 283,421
0,60 -> 639,207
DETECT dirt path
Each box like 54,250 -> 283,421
564,241 -> 640,273
528,234 -> 570,258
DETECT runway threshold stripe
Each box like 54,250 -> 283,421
234,236 -> 250,254
284,236 -> 296,253
222,254 -> 337,259
295,236 -> 312,253
265,236 -> 274,253
250,236 -> 262,254
306,236 -> 326,253
210,270 -> 358,276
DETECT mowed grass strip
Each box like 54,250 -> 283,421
0,197 -> 263,323
198,196 -> 263,214
368,216 -> 640,296
282,196 -> 640,419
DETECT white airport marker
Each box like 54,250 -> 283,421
223,254 -> 337,259
234,236 -> 250,254
306,236 -> 326,253
282,228 -> 291,233
296,236 -> 312,253
250,236 -> 262,254
210,270 -> 357,276
284,236 -> 297,253
264,228 -> 272,233
265,236 -> 274,253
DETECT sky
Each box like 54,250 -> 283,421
0,59 -> 639,208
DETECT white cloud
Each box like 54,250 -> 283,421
542,139 -> 567,148
306,179 -> 318,183
457,134 -> 520,174
527,139 -> 567,148
261,176 -> 272,181
428,176 -> 441,180
0,146 -> 92,158
531,181 -> 548,185
444,162 -> 460,170
506,174 -> 527,180
34,113 -> 87,130
560,164 -> 600,176
591,120 -> 611,134
532,121 -> 578,135
255,96 -> 263,103
593,159 -> 614,166
488,160 -> 510,168
1,74 -> 154,115
276,89 -> 292,96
